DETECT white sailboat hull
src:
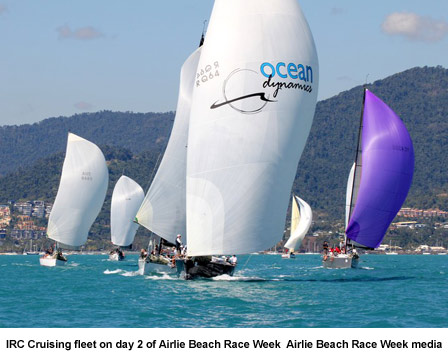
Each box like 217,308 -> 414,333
322,254 -> 359,269
138,258 -> 175,275
281,253 -> 295,259
39,257 -> 67,267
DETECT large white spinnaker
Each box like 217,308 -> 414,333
284,196 -> 312,252
134,47 -> 202,241
186,0 -> 319,256
47,133 -> 109,248
111,175 -> 144,248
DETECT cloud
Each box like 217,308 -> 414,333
57,25 -> 104,40
74,102 -> 94,111
382,12 -> 448,42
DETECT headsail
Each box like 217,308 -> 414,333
47,133 -> 109,249
186,0 -> 319,256
345,89 -> 414,248
345,163 -> 356,230
284,195 -> 312,252
111,175 -> 144,248
134,47 -> 202,241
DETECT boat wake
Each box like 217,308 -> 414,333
144,273 -> 176,280
104,269 -> 123,275
121,271 -> 140,277
212,274 -> 266,282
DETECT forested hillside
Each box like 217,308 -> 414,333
293,65 -> 448,218
0,111 -> 173,175
1,66 -> 447,232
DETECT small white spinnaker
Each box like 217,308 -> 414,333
284,195 -> 312,252
111,175 -> 144,248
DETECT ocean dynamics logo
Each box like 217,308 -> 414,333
210,61 -> 314,114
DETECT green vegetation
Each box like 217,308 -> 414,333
0,111 -> 173,176
1,66 -> 448,251
293,65 -> 448,218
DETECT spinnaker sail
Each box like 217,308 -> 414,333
284,195 -> 312,252
186,0 -> 319,256
47,133 -> 109,249
345,89 -> 414,249
111,175 -> 144,248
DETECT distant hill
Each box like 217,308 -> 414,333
1,66 -> 447,225
0,145 -> 161,250
0,111 -> 174,176
293,65 -> 448,218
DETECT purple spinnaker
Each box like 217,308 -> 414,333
345,89 -> 414,248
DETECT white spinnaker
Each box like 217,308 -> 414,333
186,0 -> 319,256
47,133 -> 108,248
135,47 -> 202,241
284,196 -> 312,252
111,176 -> 144,247
345,162 -> 356,230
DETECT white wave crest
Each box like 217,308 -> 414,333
144,273 -> 176,280
212,274 -> 265,281
121,271 -> 140,277
104,269 -> 123,274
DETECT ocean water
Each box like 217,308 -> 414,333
0,254 -> 447,328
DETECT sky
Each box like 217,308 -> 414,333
0,0 -> 447,126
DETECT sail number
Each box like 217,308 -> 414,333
81,171 -> 93,181
196,61 -> 219,87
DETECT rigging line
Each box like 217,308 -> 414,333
144,151 -> 163,193
241,254 -> 253,271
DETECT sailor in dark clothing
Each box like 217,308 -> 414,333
175,234 -> 182,251
323,241 -> 329,255
45,246 -> 54,255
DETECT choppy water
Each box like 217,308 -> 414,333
0,254 -> 447,327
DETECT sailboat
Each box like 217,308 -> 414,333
322,88 -> 414,268
40,133 -> 109,267
134,40 -> 203,275
109,175 -> 144,261
386,239 -> 398,255
176,0 -> 319,279
23,239 -> 39,255
282,195 -> 312,258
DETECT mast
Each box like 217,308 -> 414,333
199,20 -> 207,47
346,87 -> 366,248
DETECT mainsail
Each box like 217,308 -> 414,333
111,175 -> 144,248
345,89 -> 414,248
284,195 -> 312,252
134,47 -> 202,241
186,0 -> 319,256
47,133 -> 109,249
